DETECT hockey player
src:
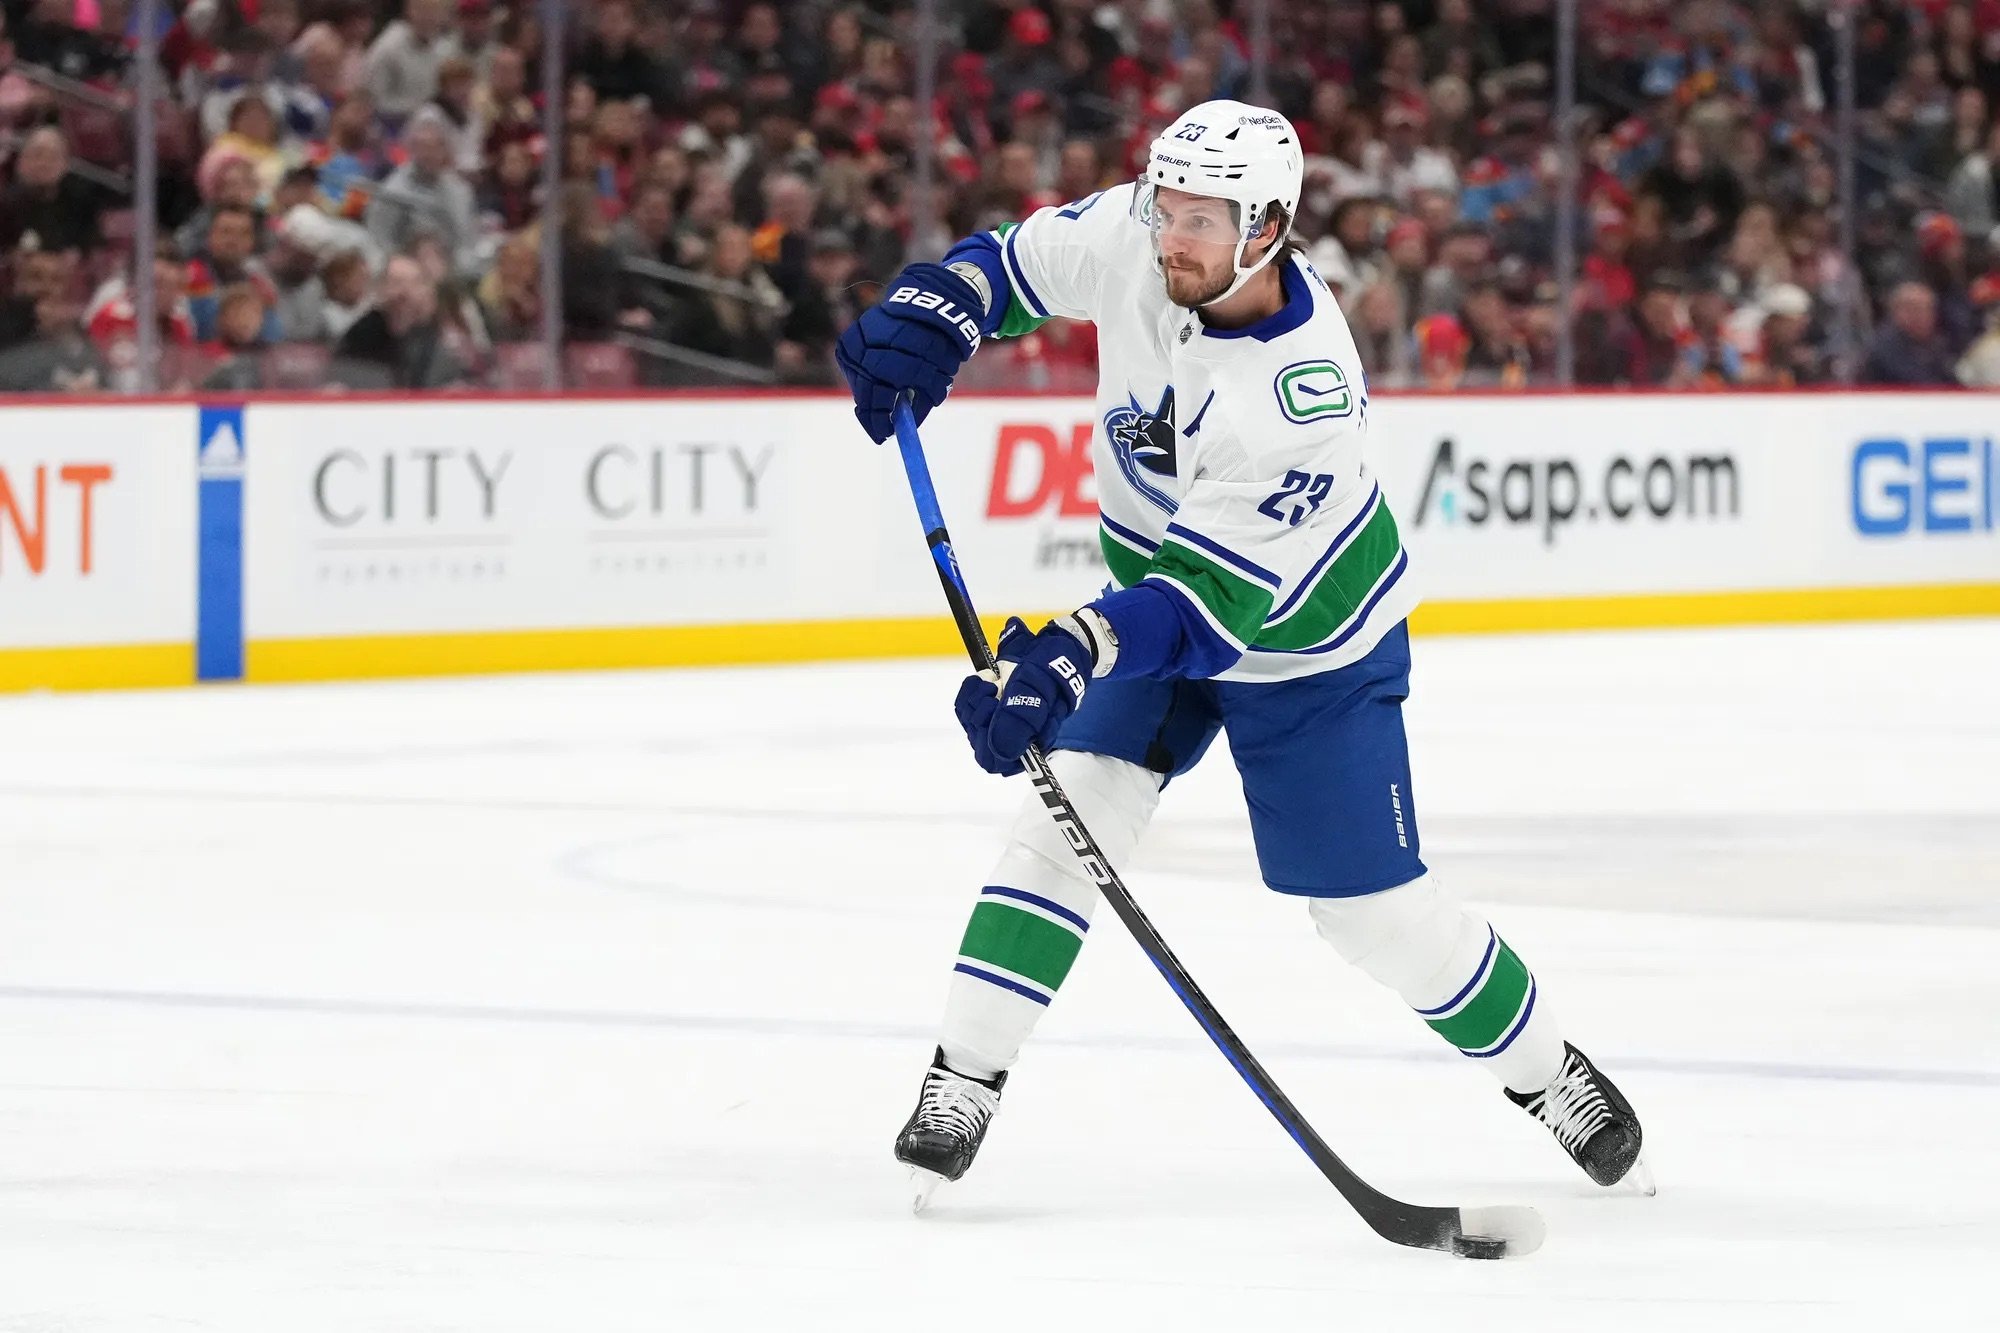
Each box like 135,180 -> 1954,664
836,100 -> 1645,1208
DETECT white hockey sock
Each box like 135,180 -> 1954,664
1308,873 -> 1565,1095
939,751 -> 1161,1080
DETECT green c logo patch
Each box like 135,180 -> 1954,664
1275,360 -> 1354,424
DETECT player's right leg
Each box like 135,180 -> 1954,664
893,749 -> 1158,1204
896,676 -> 1222,1206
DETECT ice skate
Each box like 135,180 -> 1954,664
1508,1042 -> 1651,1191
893,1047 -> 1006,1213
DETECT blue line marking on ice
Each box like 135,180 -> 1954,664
2,985 -> 1995,1089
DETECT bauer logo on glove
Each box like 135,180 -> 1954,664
952,612 -> 1116,776
886,286 -> 982,351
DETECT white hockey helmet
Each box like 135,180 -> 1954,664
1135,99 -> 1304,303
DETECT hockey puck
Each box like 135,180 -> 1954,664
1450,1233 -> 1511,1261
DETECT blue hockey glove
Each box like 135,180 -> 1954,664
953,612 -> 1115,776
835,262 -> 986,442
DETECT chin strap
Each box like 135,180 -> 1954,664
1203,213 -> 1292,307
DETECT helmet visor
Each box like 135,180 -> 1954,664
1130,179 -> 1249,256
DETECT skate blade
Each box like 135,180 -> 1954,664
1622,1154 -> 1658,1197
909,1167 -> 948,1215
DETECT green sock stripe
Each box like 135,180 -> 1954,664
958,901 -> 1085,993
1424,941 -> 1533,1051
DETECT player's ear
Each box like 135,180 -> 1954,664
1255,203 -> 1287,256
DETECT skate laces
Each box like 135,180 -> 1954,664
916,1068 -> 1000,1142
1527,1053 -> 1612,1153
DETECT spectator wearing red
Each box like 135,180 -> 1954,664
1583,209 -> 1637,311
1915,212 -> 1981,352
1458,104 -> 1546,232
988,141 -> 1060,226
160,0 -> 224,85
991,6 -> 1062,113
86,239 -> 197,359
1413,312 -> 1469,389
1614,273 -> 1688,387
1008,90 -> 1066,185
475,46 -> 539,155
677,4 -> 740,102
1288,79 -> 1352,157
593,99 -> 651,213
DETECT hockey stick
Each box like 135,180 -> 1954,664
888,395 -> 1543,1260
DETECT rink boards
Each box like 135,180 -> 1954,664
1,391 -> 1996,690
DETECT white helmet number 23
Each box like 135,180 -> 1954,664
1131,99 -> 1307,303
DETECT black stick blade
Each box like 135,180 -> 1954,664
1444,1205 -> 1547,1260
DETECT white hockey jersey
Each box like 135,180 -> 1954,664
989,181 -> 1418,683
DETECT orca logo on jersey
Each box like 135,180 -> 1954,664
889,285 -> 982,351
1104,385 -> 1179,515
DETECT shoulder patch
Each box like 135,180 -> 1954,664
1273,360 -> 1354,424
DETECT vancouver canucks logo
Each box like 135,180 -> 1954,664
1104,385 -> 1178,514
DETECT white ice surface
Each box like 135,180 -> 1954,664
2,621 -> 1997,1331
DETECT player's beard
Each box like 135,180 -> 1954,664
1162,255 -> 1235,309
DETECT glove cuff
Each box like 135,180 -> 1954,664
1052,607 -> 1119,679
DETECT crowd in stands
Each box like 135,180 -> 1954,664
0,0 -> 1997,392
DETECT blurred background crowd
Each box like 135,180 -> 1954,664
1,0 -> 1997,393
